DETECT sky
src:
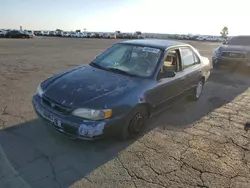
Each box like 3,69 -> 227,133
1,0 -> 249,35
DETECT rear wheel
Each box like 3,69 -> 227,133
190,79 -> 204,101
119,106 -> 148,140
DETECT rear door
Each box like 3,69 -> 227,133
179,47 -> 203,92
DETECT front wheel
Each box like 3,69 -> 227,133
212,60 -> 220,69
119,106 -> 148,140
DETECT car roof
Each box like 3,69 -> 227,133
120,39 -> 187,50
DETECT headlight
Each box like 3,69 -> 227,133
37,84 -> 44,97
72,108 -> 112,120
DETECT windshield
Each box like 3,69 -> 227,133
91,44 -> 162,77
226,36 -> 250,46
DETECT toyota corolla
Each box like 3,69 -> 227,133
32,39 -> 211,140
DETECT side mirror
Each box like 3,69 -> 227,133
158,69 -> 175,80
165,70 -> 176,78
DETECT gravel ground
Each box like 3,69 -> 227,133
0,37 -> 250,188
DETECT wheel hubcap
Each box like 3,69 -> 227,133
129,113 -> 144,135
196,81 -> 203,98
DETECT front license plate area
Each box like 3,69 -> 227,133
36,104 -> 62,128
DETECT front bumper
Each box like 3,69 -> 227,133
32,94 -> 126,140
212,56 -> 250,67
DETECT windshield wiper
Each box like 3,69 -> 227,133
90,63 -> 138,77
89,62 -> 107,70
107,67 -> 138,77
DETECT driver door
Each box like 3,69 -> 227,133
147,49 -> 183,113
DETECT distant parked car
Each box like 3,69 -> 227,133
62,32 -> 70,37
102,33 -> 110,38
42,31 -> 50,36
32,39 -> 211,141
23,30 -> 35,38
49,31 -> 57,36
86,33 -> 95,38
0,30 -> 7,37
5,30 -> 33,38
33,31 -> 40,36
80,33 -> 88,38
109,33 -> 116,39
25,30 -> 34,35
69,32 -> 77,37
35,31 -> 44,36
56,31 -> 63,37
189,35 -> 199,40
93,33 -> 101,38
212,35 -> 250,69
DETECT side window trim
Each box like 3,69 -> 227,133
180,47 -> 198,70
164,48 -> 181,72
156,48 -> 182,81
192,48 -> 201,64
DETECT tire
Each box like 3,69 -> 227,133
212,60 -> 220,69
189,79 -> 204,101
119,106 -> 148,140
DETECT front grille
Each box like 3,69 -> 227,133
221,52 -> 246,58
42,96 -> 72,114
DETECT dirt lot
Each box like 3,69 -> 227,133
0,37 -> 250,188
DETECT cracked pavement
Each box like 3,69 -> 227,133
0,37 -> 250,188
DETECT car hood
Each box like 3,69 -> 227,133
42,65 -> 139,108
219,45 -> 250,53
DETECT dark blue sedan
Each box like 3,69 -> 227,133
32,39 -> 211,140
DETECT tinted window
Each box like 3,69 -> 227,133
180,48 -> 195,69
227,36 -> 250,46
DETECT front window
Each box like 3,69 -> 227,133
226,36 -> 250,46
90,44 -> 162,77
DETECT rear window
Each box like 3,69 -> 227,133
227,36 -> 250,46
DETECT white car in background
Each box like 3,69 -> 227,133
0,30 -> 7,37
205,36 -> 217,42
62,32 -> 70,37
102,33 -> 110,38
84,33 -> 88,38
79,33 -> 87,38
69,32 -> 77,37
49,31 -> 57,36
196,36 -> 207,41
76,32 -> 85,38
42,31 -> 50,36
109,33 -> 116,39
